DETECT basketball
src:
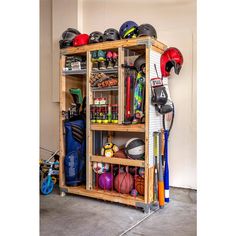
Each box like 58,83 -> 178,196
135,176 -> 145,195
99,172 -> 113,190
114,172 -> 134,194
113,149 -> 127,158
125,138 -> 145,160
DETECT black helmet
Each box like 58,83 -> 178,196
104,28 -> 120,41
137,24 -> 157,39
59,28 -> 80,49
134,55 -> 145,72
89,31 -> 105,44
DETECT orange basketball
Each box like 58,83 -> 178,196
135,176 -> 145,195
114,172 -> 134,194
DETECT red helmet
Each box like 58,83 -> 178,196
160,47 -> 183,77
73,34 -> 89,46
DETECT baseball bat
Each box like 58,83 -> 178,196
153,132 -> 158,203
158,132 -> 165,208
164,130 -> 170,202
161,129 -> 165,167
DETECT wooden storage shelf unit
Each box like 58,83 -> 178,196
59,36 -> 167,211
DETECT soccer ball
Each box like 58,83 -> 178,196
101,142 -> 119,158
92,162 -> 110,174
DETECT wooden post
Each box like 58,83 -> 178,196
144,46 -> 150,204
86,51 -> 93,190
118,47 -> 124,124
59,55 -> 66,188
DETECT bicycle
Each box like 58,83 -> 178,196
40,150 -> 59,195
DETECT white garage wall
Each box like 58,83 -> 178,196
82,0 -> 197,189
40,0 -> 59,158
40,0 -> 196,189
40,0 -> 78,159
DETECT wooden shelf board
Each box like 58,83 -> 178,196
61,185 -> 144,206
91,86 -> 118,92
91,155 -> 145,167
91,68 -> 118,74
62,69 -> 86,75
60,36 -> 167,55
90,123 -> 145,132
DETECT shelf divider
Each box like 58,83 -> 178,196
91,155 -> 145,167
90,123 -> 145,132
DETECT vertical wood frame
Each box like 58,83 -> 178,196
86,51 -> 93,190
144,47 -> 150,204
118,47 -> 125,124
59,55 -> 66,187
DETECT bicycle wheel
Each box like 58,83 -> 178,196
41,176 -> 54,195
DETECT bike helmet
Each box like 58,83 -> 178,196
134,55 -> 145,72
160,47 -> 183,77
73,34 -> 89,46
104,28 -> 120,41
137,24 -> 157,39
89,31 -> 105,44
119,21 -> 138,39
59,28 -> 81,49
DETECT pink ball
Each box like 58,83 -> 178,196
99,172 -> 113,190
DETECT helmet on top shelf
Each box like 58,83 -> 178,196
137,23 -> 157,39
73,34 -> 89,46
89,31 -> 105,44
59,28 -> 81,49
119,21 -> 138,39
104,28 -> 120,41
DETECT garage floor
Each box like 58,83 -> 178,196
40,187 -> 196,236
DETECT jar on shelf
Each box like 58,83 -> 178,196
94,98 -> 100,105
102,105 -> 109,124
108,104 -> 112,123
111,104 -> 118,123
99,97 -> 107,105
90,105 -> 96,123
96,105 -> 102,124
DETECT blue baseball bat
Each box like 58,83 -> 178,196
164,130 -> 169,202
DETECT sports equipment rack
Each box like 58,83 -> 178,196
59,36 -> 167,212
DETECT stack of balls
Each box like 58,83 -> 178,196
93,139 -> 145,196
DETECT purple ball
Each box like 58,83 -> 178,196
99,172 -> 113,190
131,189 -> 138,197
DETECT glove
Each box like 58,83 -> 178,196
151,86 -> 168,106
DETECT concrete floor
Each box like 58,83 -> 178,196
40,187 -> 196,236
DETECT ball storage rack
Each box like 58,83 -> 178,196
59,36 -> 167,212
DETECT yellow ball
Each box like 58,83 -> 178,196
101,142 -> 119,158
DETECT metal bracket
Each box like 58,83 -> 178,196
137,39 -> 152,48
60,187 -> 68,193
136,202 -> 159,213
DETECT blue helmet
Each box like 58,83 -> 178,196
119,21 -> 138,39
